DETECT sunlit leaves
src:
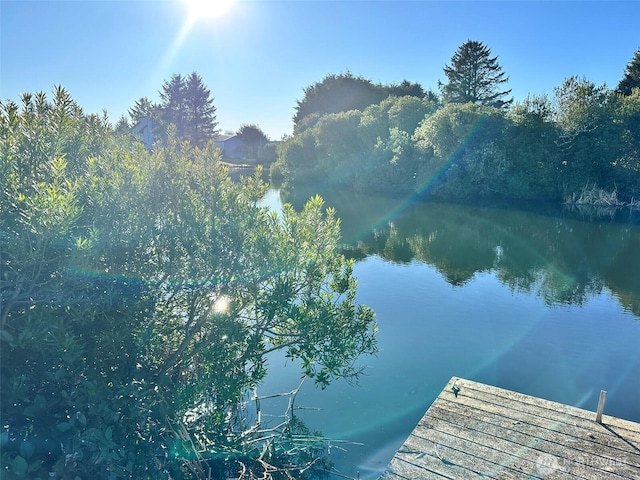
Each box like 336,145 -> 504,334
413,102 -> 507,198
2,87 -> 377,478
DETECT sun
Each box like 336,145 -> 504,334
183,0 -> 235,22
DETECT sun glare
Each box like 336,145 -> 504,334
183,0 -> 235,22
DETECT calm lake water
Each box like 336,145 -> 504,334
258,188 -> 640,480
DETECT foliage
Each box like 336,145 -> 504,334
259,142 -> 279,165
386,79 -> 427,98
387,95 -> 438,134
159,72 -> 219,147
128,96 -> 159,125
125,72 -> 219,148
276,95 -> 437,195
292,72 -> 432,131
327,187 -> 640,312
312,110 -> 365,187
182,72 -> 219,147
293,72 -> 388,130
278,56 -> 640,205
236,124 -> 270,160
504,94 -> 563,199
553,76 -> 625,194
439,40 -> 512,108
273,128 -> 319,184
616,48 -> 640,96
413,103 -> 508,198
1,88 -> 377,479
613,88 -> 640,195
159,73 -> 189,138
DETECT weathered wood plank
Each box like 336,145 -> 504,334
444,384 -> 640,451
455,378 -> 640,443
429,398 -> 640,466
379,377 -> 640,480
419,407 -> 637,479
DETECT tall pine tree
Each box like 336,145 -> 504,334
157,72 -> 218,146
128,96 -> 159,125
616,48 -> 640,96
159,73 -> 188,139
184,72 -> 218,147
440,40 -> 512,108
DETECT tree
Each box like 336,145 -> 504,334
183,71 -> 219,147
505,95 -> 563,199
128,96 -> 158,125
387,79 -> 426,98
293,72 -> 387,129
413,102 -> 508,198
1,88 -> 377,479
613,88 -> 640,196
113,114 -> 131,134
553,76 -> 618,191
616,48 -> 640,96
439,40 -> 512,107
127,96 -> 162,143
236,123 -> 269,159
159,73 -> 187,138
157,72 -> 218,147
387,95 -> 438,134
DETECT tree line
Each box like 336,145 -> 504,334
273,42 -> 640,205
0,87 -> 376,478
117,71 -> 272,161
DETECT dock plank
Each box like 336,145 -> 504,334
379,377 -> 640,480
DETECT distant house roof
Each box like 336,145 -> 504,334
131,117 -> 154,150
214,134 -> 247,159
214,134 -> 237,143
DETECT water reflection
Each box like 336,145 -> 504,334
269,187 -> 640,480
281,187 -> 640,316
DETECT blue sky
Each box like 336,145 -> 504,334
1,0 -> 639,140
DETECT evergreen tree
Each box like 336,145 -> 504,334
184,71 -> 218,147
157,72 -> 218,147
113,114 -> 131,135
440,40 -> 512,107
236,123 -> 269,158
616,48 -> 640,96
128,96 -> 159,125
159,73 -> 187,138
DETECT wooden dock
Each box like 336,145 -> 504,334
380,377 -> 640,479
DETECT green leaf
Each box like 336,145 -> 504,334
34,394 -> 47,409
19,441 -> 33,460
75,411 -> 87,426
11,455 -> 28,476
56,422 -> 71,432
0,329 -> 15,345
27,459 -> 43,474
104,426 -> 113,440
23,404 -> 40,418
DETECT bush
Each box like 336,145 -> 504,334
1,89 -> 377,479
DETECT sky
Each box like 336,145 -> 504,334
1,0 -> 639,141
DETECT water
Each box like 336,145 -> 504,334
258,189 -> 640,479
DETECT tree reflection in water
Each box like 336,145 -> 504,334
282,186 -> 640,316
